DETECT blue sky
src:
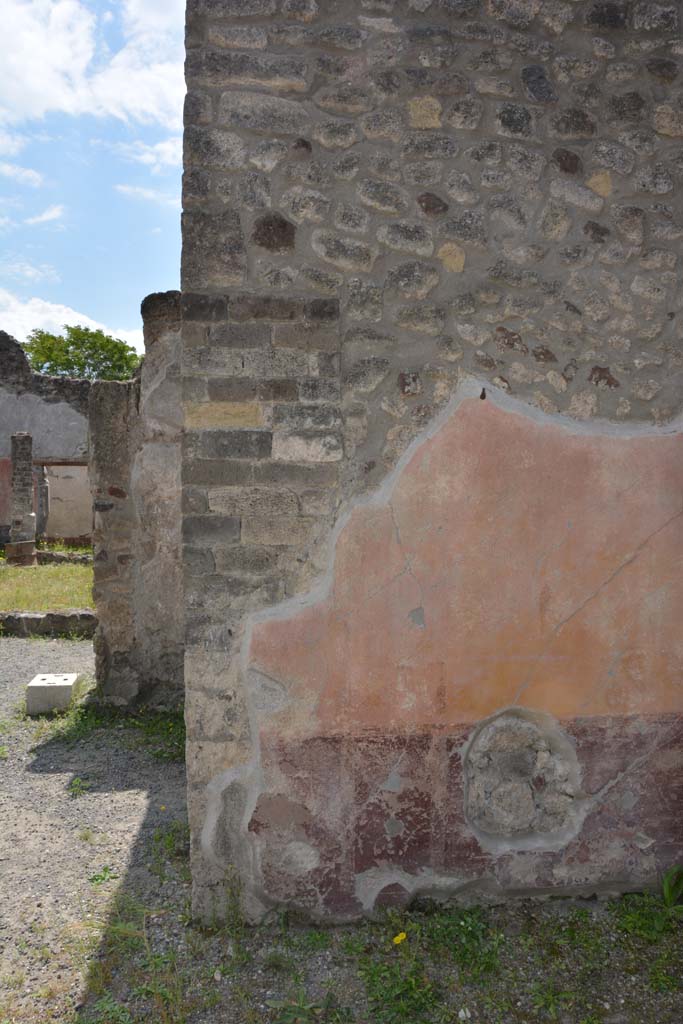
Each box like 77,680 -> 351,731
0,0 -> 186,351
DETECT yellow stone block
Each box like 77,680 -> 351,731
408,96 -> 442,129
438,242 -> 466,273
184,402 -> 264,429
586,170 -> 612,197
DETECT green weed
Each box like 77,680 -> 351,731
79,992 -> 133,1024
531,980 -> 573,1020
357,939 -> 440,1024
68,776 -> 92,798
89,865 -> 118,885
263,949 -> 295,973
268,989 -> 353,1023
293,928 -> 333,953
613,892 -> 677,942
661,864 -> 683,914
150,820 -> 190,881
420,906 -> 503,980
648,949 -> 679,993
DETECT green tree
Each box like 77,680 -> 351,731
23,325 -> 141,381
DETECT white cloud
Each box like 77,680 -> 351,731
0,162 -> 43,187
0,0 -> 185,132
0,257 -> 59,282
103,135 -> 182,174
0,287 -> 144,353
115,183 -> 180,208
25,204 -> 65,226
0,128 -> 26,156
0,1 -> 96,123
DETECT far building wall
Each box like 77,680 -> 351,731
0,331 -> 91,543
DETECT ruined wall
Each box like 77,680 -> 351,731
182,0 -> 683,921
0,332 -> 90,462
89,293 -> 184,707
0,332 -> 91,542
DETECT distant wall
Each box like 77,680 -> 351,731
0,332 -> 90,462
0,332 -> 90,541
89,292 -> 184,707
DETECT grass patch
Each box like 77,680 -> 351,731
57,885 -> 683,1024
612,891 -> 681,942
0,563 -> 94,611
29,688 -> 186,763
37,540 -> 93,555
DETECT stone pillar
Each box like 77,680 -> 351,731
89,292 -> 184,707
7,433 -> 36,566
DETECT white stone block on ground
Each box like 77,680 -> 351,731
26,674 -> 80,716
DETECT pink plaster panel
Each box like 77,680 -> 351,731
250,397 -> 683,733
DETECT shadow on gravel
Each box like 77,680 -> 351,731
25,704 -> 191,1024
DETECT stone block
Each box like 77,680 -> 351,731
26,674 -> 81,716
241,515 -> 318,546
181,210 -> 246,289
217,92 -> 311,135
186,50 -> 309,92
188,0 -> 277,15
184,402 -> 264,429
184,127 -> 247,170
229,294 -> 305,322
5,540 -> 37,567
272,432 -> 343,462
185,428 -> 272,460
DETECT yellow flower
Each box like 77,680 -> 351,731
160,805 -> 166,811
392,932 -> 407,945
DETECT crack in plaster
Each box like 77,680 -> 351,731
585,716 -> 682,817
513,505 -> 683,706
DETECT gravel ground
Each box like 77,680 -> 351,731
0,639 -> 187,1023
0,639 -> 681,1024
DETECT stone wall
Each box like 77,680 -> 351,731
182,0 -> 683,921
0,332 -> 90,461
0,331 -> 91,542
89,293 -> 184,707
